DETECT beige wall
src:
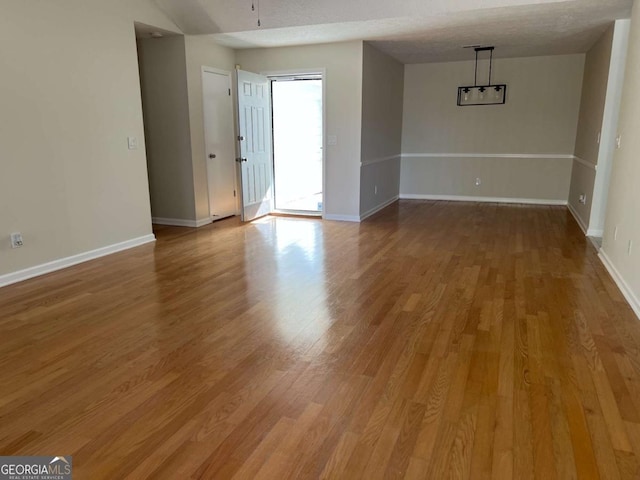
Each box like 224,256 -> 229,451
401,54 -> 584,201
138,34 -> 236,224
236,41 -> 363,219
361,43 -> 404,162
400,156 -> 573,201
0,0 -> 179,278
360,43 -> 404,217
601,0 -> 640,313
567,162 -> 596,230
184,36 -> 237,222
574,26 -> 614,164
137,36 -> 196,221
569,26 -> 614,230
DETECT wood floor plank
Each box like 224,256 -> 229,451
1,201 -> 640,479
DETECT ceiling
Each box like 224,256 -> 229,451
134,22 -> 181,39
153,0 -> 633,63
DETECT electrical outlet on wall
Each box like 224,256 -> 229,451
10,232 -> 23,249
579,194 -> 587,205
475,178 -> 481,186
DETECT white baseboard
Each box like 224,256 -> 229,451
598,250 -> 640,321
567,203 -> 588,234
152,217 -> 212,228
323,214 -> 361,222
360,196 -> 399,221
197,218 -> 213,227
399,194 -> 567,206
567,203 -> 603,238
0,234 -> 156,288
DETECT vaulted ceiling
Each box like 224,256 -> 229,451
153,0 -> 633,63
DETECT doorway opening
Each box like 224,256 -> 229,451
271,75 -> 323,214
134,23 -> 188,226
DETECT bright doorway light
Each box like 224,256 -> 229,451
272,77 -> 323,213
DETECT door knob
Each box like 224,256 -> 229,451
209,154 -> 216,159
235,157 -> 247,163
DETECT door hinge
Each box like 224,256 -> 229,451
237,135 -> 244,141
228,88 -> 231,96
233,190 -> 236,197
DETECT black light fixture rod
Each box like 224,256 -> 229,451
489,48 -> 493,85
473,46 -> 495,86
474,49 -> 478,87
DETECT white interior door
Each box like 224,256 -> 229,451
203,68 -> 237,220
237,70 -> 273,222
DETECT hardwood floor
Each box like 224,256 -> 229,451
1,200 -> 639,479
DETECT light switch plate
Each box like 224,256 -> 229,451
327,135 -> 337,146
127,136 -> 139,150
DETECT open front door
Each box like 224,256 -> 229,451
236,70 -> 273,222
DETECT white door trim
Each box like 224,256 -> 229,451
202,66 -> 232,77
263,68 -> 327,219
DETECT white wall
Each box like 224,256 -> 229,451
137,35 -> 196,222
587,20 -> 631,237
360,42 -> 404,218
400,54 -> 585,202
601,0 -> 640,317
569,26 -> 614,231
236,42 -> 364,220
0,0 -> 179,279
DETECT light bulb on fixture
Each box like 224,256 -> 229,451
494,85 -> 502,100
463,88 -> 470,102
479,87 -> 486,100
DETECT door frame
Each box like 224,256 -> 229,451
201,65 -> 240,220
261,68 -> 327,219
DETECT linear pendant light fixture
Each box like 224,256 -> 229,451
457,46 -> 507,106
